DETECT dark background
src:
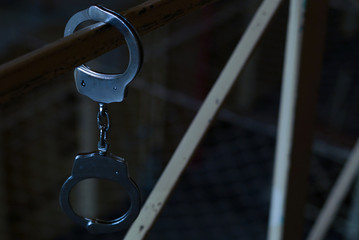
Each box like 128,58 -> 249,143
0,0 -> 358,239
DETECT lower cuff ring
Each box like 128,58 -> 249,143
59,152 -> 141,234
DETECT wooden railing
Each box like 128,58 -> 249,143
0,0 -> 217,103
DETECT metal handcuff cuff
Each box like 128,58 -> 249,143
59,5 -> 142,234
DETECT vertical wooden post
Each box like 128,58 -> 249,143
267,0 -> 328,240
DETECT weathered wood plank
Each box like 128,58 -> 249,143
0,0 -> 217,103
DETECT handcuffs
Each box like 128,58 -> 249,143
59,5 -> 142,234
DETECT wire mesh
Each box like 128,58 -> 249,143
0,0 -> 358,240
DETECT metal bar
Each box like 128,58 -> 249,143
267,0 -> 328,240
124,0 -> 283,239
0,0 -> 217,103
307,138 -> 359,240
268,1 -> 306,238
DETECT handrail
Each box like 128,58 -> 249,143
0,0 -> 217,103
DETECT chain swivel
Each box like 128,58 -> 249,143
97,103 -> 110,154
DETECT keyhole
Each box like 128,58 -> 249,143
70,178 -> 131,220
81,80 -> 86,87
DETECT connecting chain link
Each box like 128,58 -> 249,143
97,103 -> 110,154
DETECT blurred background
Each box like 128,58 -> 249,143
0,0 -> 358,239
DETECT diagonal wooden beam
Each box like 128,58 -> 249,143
0,0 -> 217,103
307,138 -> 359,240
124,0 -> 283,238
